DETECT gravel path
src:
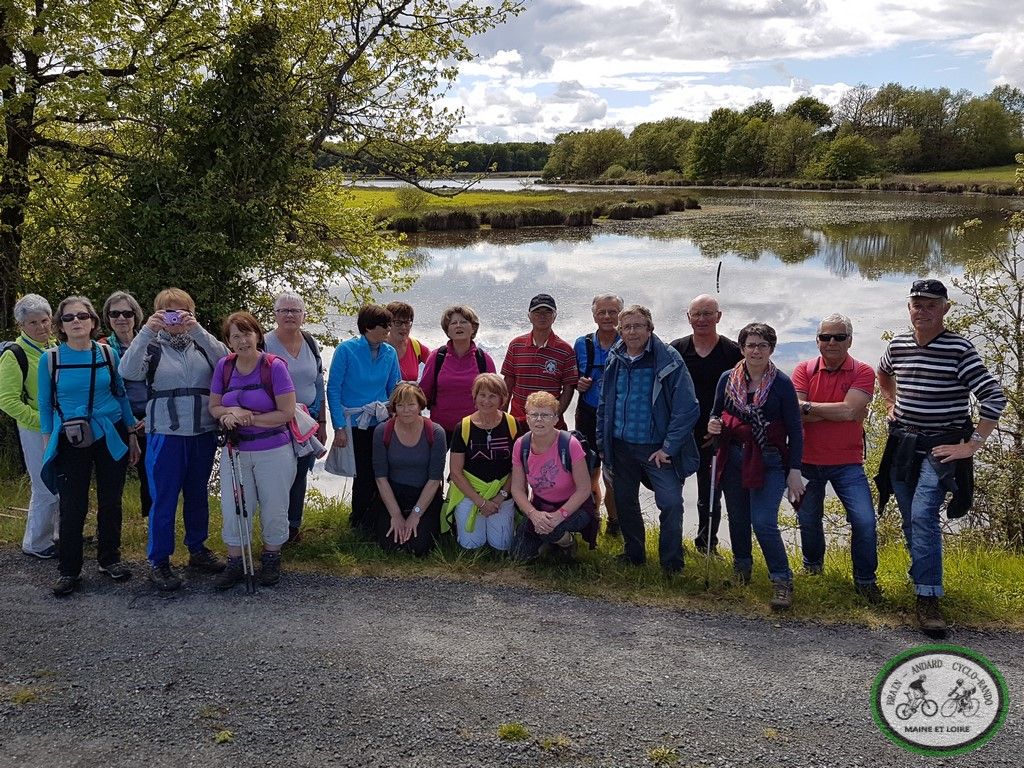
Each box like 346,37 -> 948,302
1,548 -> 1020,767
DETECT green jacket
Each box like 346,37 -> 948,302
0,334 -> 49,432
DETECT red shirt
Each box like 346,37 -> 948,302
501,331 -> 578,420
791,355 -> 875,466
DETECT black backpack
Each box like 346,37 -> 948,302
0,341 -> 30,404
520,429 -> 599,476
428,345 -> 487,407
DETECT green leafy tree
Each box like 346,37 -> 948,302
784,96 -> 832,127
885,127 -> 923,172
686,108 -> 745,179
742,99 -> 775,122
811,133 -> 876,180
724,117 -> 769,177
764,116 -> 818,177
629,118 -> 697,172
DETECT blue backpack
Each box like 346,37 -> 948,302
519,429 -> 599,475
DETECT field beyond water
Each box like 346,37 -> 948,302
2,477 -> 1022,632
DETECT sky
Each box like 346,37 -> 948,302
441,0 -> 1024,142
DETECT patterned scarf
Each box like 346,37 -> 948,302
723,360 -> 778,450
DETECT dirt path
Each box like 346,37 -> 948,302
0,549 -> 1019,767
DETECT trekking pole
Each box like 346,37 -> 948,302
704,437 -> 719,591
226,435 -> 258,595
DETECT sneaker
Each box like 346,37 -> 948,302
803,564 -> 824,576
770,581 -> 793,610
23,545 -> 58,560
215,557 -> 245,590
52,575 -> 80,597
149,563 -> 182,592
287,527 -> 303,544
98,561 -> 132,581
188,548 -> 226,574
855,582 -> 884,605
614,552 -> 643,567
605,519 -> 620,537
259,552 -> 281,586
916,596 -> 947,637
552,536 -> 578,565
731,567 -> 752,586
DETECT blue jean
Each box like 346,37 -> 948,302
798,463 -> 877,585
146,432 -> 218,565
611,439 -> 685,571
720,444 -> 792,583
890,457 -> 945,597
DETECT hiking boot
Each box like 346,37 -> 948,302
732,567 -> 752,586
98,561 -> 132,581
149,563 -> 182,592
605,519 -> 620,537
259,551 -> 281,586
215,557 -> 245,590
188,548 -> 226,574
803,564 -> 824,576
916,596 -> 947,637
287,527 -> 303,544
23,544 -> 58,560
770,581 -> 793,610
855,582 -> 884,605
52,575 -> 80,597
614,552 -> 643,567
552,536 -> 578,564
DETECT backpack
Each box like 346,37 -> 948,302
410,338 -> 428,363
382,416 -> 437,447
428,345 -> 487,407
145,339 -> 214,397
519,429 -> 599,476
0,341 -> 29,404
459,413 -> 518,446
47,342 -> 123,417
583,333 -> 597,378
300,330 -> 323,379
221,352 -> 282,402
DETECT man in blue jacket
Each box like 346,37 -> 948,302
598,304 -> 700,573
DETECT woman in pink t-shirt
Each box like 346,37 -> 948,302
385,301 -> 429,382
509,392 -> 594,562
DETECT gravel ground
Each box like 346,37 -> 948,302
0,547 -> 1020,768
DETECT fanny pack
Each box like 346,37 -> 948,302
61,417 -> 96,448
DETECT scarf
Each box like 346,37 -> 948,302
723,360 -> 777,452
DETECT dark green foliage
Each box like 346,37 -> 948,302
390,216 -> 420,233
605,203 -> 637,220
419,210 -> 480,230
445,210 -> 481,230
684,196 -> 701,209
488,211 -> 518,229
564,209 -> 593,226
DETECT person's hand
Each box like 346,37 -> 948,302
144,312 -> 167,333
648,448 -> 671,467
700,433 -> 714,449
707,417 -> 722,435
128,434 -> 141,466
576,376 -> 593,393
933,440 -> 979,463
533,510 -> 560,535
317,423 -> 328,444
478,498 -> 499,516
387,513 -> 408,545
233,407 -> 253,427
884,400 -> 896,421
219,413 -> 240,430
180,311 -> 199,333
787,469 -> 805,504
406,511 -> 422,540
334,428 -> 348,449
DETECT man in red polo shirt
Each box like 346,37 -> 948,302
792,313 -> 880,603
502,293 -> 578,429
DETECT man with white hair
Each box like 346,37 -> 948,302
792,313 -> 879,602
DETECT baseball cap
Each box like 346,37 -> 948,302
908,279 -> 948,299
529,293 -> 557,311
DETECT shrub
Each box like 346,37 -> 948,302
419,211 -> 450,231
564,208 -> 593,226
684,196 -> 701,210
445,210 -> 480,230
862,180 -> 880,190
669,197 -> 687,211
634,201 -> 656,218
393,185 -> 430,213
602,163 -> 627,180
389,215 -> 419,233
653,199 -> 670,215
592,204 -> 606,218
488,211 -> 519,229
606,202 -> 637,220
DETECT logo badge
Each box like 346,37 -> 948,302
872,644 -> 1008,756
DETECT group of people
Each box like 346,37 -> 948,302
0,279 -> 1005,636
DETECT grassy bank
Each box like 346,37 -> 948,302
900,165 -> 1020,183
3,478 -> 1021,631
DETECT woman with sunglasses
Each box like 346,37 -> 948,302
384,301 -> 430,382
118,288 -> 229,591
38,296 -> 140,596
708,322 -> 804,611
327,304 -> 401,537
100,291 -> 151,520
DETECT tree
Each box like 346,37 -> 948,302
951,97 -> 1015,169
811,133 -> 876,180
742,99 -> 775,122
784,96 -> 832,127
834,84 -> 875,131
724,117 -> 769,177
764,116 -> 818,177
885,128 -> 923,173
629,118 -> 697,172
542,128 -> 627,179
989,85 -> 1024,139
686,108 -> 745,179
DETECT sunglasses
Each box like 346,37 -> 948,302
107,310 -> 135,320
817,333 -> 849,342
60,312 -> 93,323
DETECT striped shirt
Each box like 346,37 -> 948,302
501,331 -> 578,420
879,330 -> 1005,431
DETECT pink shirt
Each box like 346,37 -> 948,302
397,337 -> 429,382
420,341 -> 496,432
512,433 -> 585,504
791,355 -> 875,466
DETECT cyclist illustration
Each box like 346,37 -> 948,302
896,675 -> 938,720
942,679 -> 981,717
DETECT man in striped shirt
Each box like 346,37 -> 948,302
878,278 -> 1006,636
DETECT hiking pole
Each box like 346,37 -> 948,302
704,438 -> 719,591
226,435 -> 257,595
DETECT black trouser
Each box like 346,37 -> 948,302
350,426 -> 377,535
55,422 -> 129,578
373,481 -> 441,557
287,453 -> 317,529
694,440 -> 724,551
134,432 -> 152,517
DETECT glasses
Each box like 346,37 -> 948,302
60,312 -> 92,323
620,324 -> 648,332
817,333 -> 849,343
107,309 -> 134,320
392,319 -> 413,327
274,307 -> 303,315
744,342 -> 771,351
688,311 -> 717,319
526,412 -> 556,421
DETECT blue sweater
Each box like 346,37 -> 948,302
327,335 -> 401,428
711,370 -> 803,467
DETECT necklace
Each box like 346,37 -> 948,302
474,411 -> 503,446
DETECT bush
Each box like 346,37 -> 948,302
669,197 -> 687,212
634,201 -> 656,218
419,211 -> 450,231
862,180 -> 880,190
393,185 -> 430,213
488,211 -> 518,229
606,202 -> 637,220
602,163 -> 627,180
389,215 -> 419,233
445,210 -> 480,230
684,196 -> 701,210
564,208 -> 593,226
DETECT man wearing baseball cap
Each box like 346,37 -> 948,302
877,278 -> 1005,636
502,294 -> 578,429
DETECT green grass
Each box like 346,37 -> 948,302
496,722 -> 531,742
897,165 -> 1020,184
2,480 -> 1022,631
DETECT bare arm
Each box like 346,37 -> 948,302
797,388 -> 872,423
877,369 -> 897,419
558,384 -> 575,417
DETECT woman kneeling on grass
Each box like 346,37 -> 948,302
446,373 -> 519,552
209,311 -> 297,588
509,391 -> 596,563
371,382 -> 446,556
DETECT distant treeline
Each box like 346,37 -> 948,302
542,84 -> 1024,182
316,141 -> 550,173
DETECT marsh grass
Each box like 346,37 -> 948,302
2,483 -> 1021,630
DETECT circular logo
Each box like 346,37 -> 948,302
872,644 -> 1009,756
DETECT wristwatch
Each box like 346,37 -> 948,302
498,489 -> 510,499
801,402 -> 813,416
412,505 -> 422,516
969,431 -> 985,444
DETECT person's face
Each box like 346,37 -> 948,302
60,302 -> 96,342
20,312 -> 52,344
446,313 -> 472,342
394,397 -> 421,420
274,301 -> 305,331
474,388 -> 502,413
389,316 -> 413,342
107,300 -> 135,338
816,320 -> 852,365
364,322 -> 390,345
741,334 -> 773,366
227,324 -> 259,354
592,299 -> 620,333
529,306 -> 555,332
619,313 -> 651,349
908,297 -> 949,335
525,406 -> 557,437
687,299 -> 721,335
